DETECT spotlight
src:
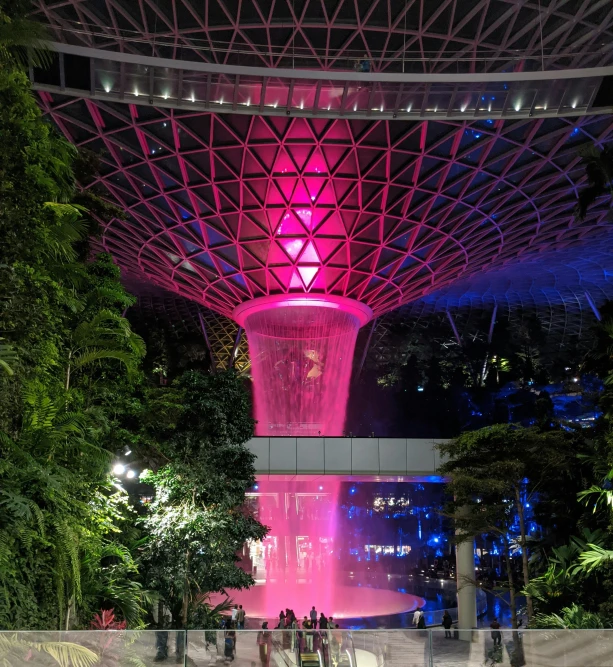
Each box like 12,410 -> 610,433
319,485 -> 323,491
123,446 -> 132,456
254,484 -> 259,490
113,464 -> 125,475
126,470 -> 136,479
286,109 -> 291,115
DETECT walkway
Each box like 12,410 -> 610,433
31,41 -> 611,121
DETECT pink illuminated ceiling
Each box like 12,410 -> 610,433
38,92 -> 613,318
34,0 -> 613,72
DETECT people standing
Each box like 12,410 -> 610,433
279,610 -> 286,628
330,623 -> 342,666
257,622 -> 271,667
236,605 -> 246,629
231,605 -> 239,624
490,619 -> 502,646
359,54 -> 371,72
224,625 -> 236,663
319,613 -> 328,630
413,608 -> 426,630
310,606 -> 318,629
442,611 -> 453,638
290,614 -> 299,651
303,616 -> 314,651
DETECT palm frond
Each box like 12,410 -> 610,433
574,543 -> 613,573
43,203 -> 89,262
578,485 -> 613,511
0,636 -> 97,667
0,18 -> 55,69
73,348 -> 139,370
0,340 -> 17,376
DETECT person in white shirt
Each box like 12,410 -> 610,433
413,609 -> 426,629
231,605 -> 239,624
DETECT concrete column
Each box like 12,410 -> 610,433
456,513 -> 477,636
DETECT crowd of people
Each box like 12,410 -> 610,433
219,603 -> 505,664
220,604 -> 344,665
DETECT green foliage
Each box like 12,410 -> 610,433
439,423 -> 590,625
0,634 -> 98,667
532,604 -> 609,630
139,370 -> 267,629
0,4 -> 55,70
0,340 -> 17,376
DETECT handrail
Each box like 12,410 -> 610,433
46,40 -> 613,84
46,22 -> 612,68
270,631 -> 295,667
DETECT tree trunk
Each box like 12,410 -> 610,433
157,599 -> 165,629
503,537 -> 518,630
65,351 -> 72,391
515,485 -> 534,621
65,595 -> 76,631
181,549 -> 191,628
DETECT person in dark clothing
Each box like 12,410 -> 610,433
224,626 -> 236,662
319,613 -> 328,630
490,619 -> 502,646
442,611 -> 453,638
257,622 -> 271,667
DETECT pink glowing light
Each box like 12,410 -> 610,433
234,295 -> 372,436
212,583 -> 424,621
212,479 -> 425,622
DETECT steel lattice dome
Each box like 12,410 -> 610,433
34,0 -> 613,72
37,97 -> 613,318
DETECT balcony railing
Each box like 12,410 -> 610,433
3,628 -> 613,666
30,41 -> 613,121
43,23 -> 613,74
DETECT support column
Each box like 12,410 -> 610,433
197,312 -> 217,374
456,509 -> 477,638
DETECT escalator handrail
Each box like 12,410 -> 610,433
270,631 -> 296,667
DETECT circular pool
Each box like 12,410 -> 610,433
211,584 -> 425,621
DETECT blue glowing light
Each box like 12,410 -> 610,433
254,484 -> 259,490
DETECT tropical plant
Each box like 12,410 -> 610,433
532,603 -> 608,629
524,529 -> 607,607
0,634 -> 98,667
0,5 -> 54,70
139,370 -> 267,629
0,339 -> 17,375
438,424 -> 587,626
575,144 -> 613,220
91,609 -> 127,630
64,309 -> 145,391
190,593 -> 234,629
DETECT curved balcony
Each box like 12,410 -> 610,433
31,41 -> 613,120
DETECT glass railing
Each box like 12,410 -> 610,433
3,628 -> 613,666
51,23 -> 612,74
